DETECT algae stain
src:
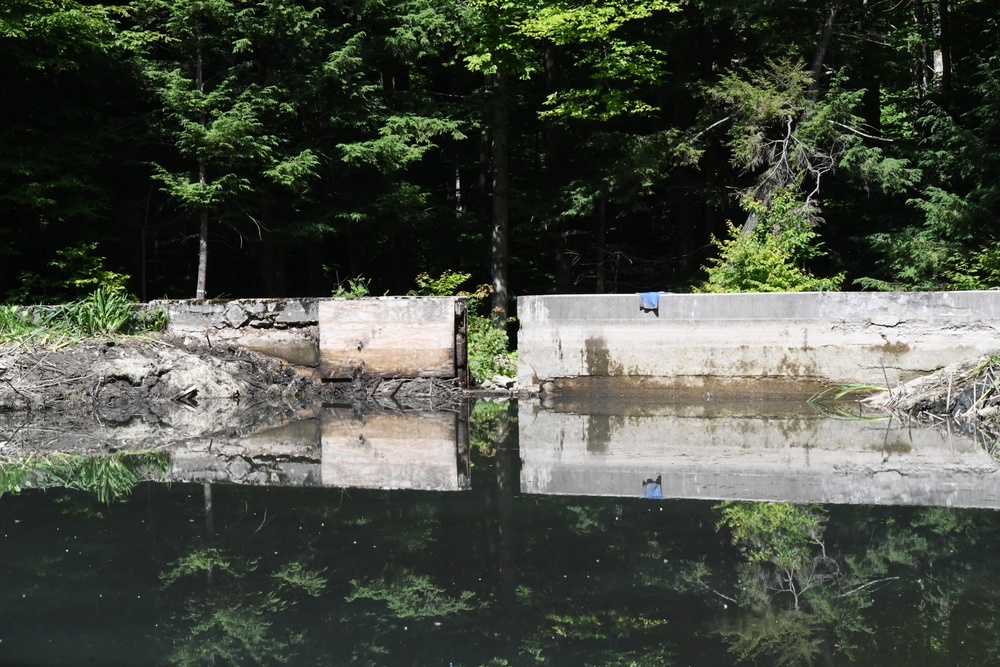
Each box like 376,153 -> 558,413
585,336 -> 614,376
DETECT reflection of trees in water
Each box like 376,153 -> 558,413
0,451 -> 169,503
159,547 -> 327,666
699,502 -> 1000,667
347,571 -> 476,618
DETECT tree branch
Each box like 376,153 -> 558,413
837,576 -> 900,598
827,119 -> 893,142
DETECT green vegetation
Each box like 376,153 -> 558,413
698,190 -> 844,293
0,286 -> 166,345
346,572 -> 476,619
160,545 -> 328,666
4,0 -> 998,304
413,270 -> 518,385
469,398 -> 514,455
330,275 -> 376,299
0,451 -> 170,502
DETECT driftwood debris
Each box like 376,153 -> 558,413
865,354 -> 1000,451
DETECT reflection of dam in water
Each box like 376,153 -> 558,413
170,407 -> 470,492
518,400 -> 1000,508
165,401 -> 1000,508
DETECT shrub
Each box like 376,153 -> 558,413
698,189 -> 844,293
412,271 -> 517,385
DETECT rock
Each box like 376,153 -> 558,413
492,375 -> 516,390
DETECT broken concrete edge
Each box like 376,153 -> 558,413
152,297 -> 319,330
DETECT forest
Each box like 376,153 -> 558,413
2,0 -> 998,318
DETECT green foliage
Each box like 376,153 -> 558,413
468,304 -> 517,383
410,271 -> 516,384
0,286 -> 166,344
49,242 -> 130,294
273,561 -> 327,597
346,572 -> 476,619
160,548 -> 240,585
339,114 -> 466,170
698,190 -> 844,293
411,269 -> 472,297
546,610 -> 666,640
160,545 -> 324,666
721,608 -> 823,667
0,451 -> 170,503
709,56 -> 815,176
6,243 -> 131,304
331,275 -> 374,299
518,0 -> 681,120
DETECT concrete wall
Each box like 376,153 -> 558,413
158,296 -> 468,382
517,291 -> 1000,392
158,298 -> 320,367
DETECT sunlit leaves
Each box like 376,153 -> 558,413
0,0 -> 121,70
339,115 -> 466,170
519,0 -> 680,120
698,189 -> 844,293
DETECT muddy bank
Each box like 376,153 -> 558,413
0,334 -> 462,456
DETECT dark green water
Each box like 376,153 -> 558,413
3,446 -> 1000,667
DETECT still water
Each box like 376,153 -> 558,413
3,397 -> 1000,666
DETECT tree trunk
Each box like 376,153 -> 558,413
195,38 -> 209,300
809,1 -> 840,99
490,68 -> 510,326
938,0 -> 951,104
196,203 -> 208,299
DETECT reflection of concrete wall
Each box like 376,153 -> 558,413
518,402 -> 1000,507
321,409 -> 467,491
517,292 -> 1000,390
171,417 -> 323,486
167,408 -> 471,491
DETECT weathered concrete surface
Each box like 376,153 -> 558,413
166,408 -> 471,491
158,298 -> 319,367
519,400 -> 1000,508
517,291 -> 1000,392
319,297 -> 467,380
158,296 -> 469,382
321,408 -> 469,490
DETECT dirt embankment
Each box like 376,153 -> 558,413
0,334 -> 461,455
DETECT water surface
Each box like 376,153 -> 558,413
2,398 -> 1000,666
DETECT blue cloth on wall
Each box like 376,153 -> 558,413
641,475 -> 664,500
638,292 -> 660,311
641,483 -> 664,500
